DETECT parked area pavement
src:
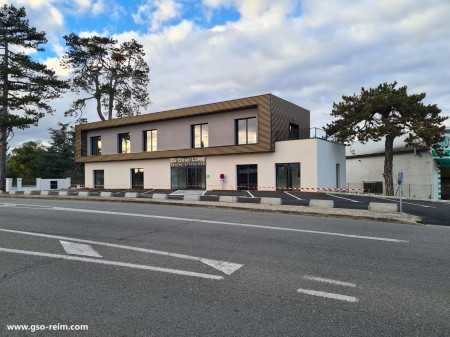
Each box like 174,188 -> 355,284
3,188 -> 449,226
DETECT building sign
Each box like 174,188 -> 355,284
170,156 -> 206,167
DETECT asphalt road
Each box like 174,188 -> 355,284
1,198 -> 449,336
203,190 -> 450,226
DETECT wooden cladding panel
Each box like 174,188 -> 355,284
76,94 -> 273,163
270,95 -> 310,150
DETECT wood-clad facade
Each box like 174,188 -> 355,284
75,94 -> 308,163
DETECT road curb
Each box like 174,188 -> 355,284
0,194 -> 422,225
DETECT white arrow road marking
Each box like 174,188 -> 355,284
0,204 -> 409,243
0,248 -> 223,280
297,288 -> 359,303
0,228 -> 243,275
200,259 -> 242,275
302,275 -> 357,288
60,240 -> 102,258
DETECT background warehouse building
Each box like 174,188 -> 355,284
346,129 -> 450,200
75,94 -> 346,191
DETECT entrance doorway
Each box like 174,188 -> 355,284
94,170 -> 104,189
131,168 -> 144,189
171,167 -> 206,189
237,164 -> 258,190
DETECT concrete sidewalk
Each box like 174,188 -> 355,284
0,193 -> 421,225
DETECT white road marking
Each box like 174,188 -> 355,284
0,228 -> 243,275
0,247 -> 223,280
327,194 -> 361,203
283,191 -> 302,200
297,288 -> 359,303
0,204 -> 408,243
60,240 -> 102,258
370,197 -> 436,208
302,275 -> 356,287
247,190 -> 255,198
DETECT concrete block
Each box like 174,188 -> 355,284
24,190 -> 40,195
40,191 -> 50,196
152,193 -> 167,200
13,191 -> 24,195
260,197 -> 282,205
78,191 -> 91,197
219,196 -> 237,203
184,194 -> 200,201
100,192 -> 112,197
125,192 -> 138,198
309,199 -> 334,208
369,202 -> 398,212
59,191 -> 69,196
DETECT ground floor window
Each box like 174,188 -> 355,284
131,168 -> 144,189
93,170 -> 104,189
364,181 -> 382,194
276,163 -> 300,189
171,167 -> 206,190
237,164 -> 258,190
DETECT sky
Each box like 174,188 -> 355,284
3,0 -> 450,148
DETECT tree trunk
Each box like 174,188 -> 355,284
0,42 -> 9,192
384,135 -> 395,196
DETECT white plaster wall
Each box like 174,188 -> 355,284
85,159 -> 170,189
206,139 -> 324,190
84,139 -> 345,191
346,152 -> 436,198
317,141 -> 347,188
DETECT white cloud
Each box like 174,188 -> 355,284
6,0 -> 450,147
133,0 -> 182,31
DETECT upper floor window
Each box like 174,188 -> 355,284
191,123 -> 208,148
118,132 -> 131,153
236,117 -> 257,145
143,130 -> 157,152
90,136 -> 101,156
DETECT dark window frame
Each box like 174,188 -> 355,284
90,136 -> 101,156
143,129 -> 158,152
191,123 -> 208,148
275,162 -> 301,190
118,132 -> 131,154
235,117 -> 257,145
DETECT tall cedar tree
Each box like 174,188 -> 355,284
38,122 -> 84,181
326,82 -> 447,196
0,4 -> 67,191
61,33 -> 150,122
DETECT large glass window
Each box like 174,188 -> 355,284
118,133 -> 131,153
93,170 -> 104,189
143,130 -> 157,152
131,168 -> 144,189
236,117 -> 257,145
276,163 -> 300,189
237,164 -> 258,190
171,167 -> 206,190
90,136 -> 101,156
191,124 -> 208,148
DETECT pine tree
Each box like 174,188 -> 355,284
326,82 -> 448,196
0,4 -> 67,191
61,33 -> 150,122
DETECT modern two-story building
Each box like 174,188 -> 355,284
75,94 -> 346,191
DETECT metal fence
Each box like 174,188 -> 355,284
346,183 -> 439,199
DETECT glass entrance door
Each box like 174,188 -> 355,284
237,165 -> 258,190
131,168 -> 144,189
187,167 -> 206,189
171,167 -> 205,189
